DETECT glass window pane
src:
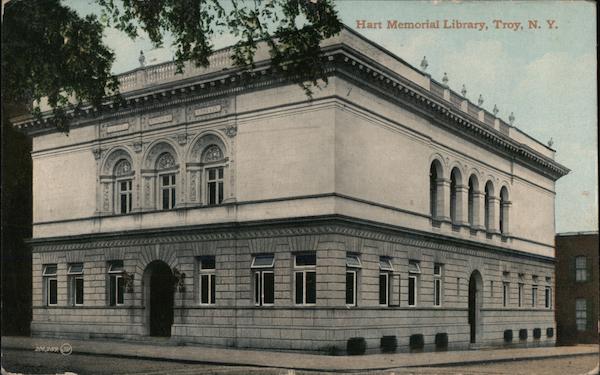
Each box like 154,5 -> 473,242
49,279 -> 57,305
68,263 -> 83,274
346,272 -> 355,305
408,277 -> 415,306
379,274 -> 388,305
162,175 -> 169,186
201,257 -> 215,270
218,182 -> 223,204
263,272 -> 274,305
218,168 -> 223,179
209,169 -> 216,180
109,260 -> 124,273
295,272 -> 303,304
306,271 -> 316,304
201,275 -> 209,304
171,189 -> 176,208
295,254 -> 316,267
43,265 -> 57,276
379,258 -> 393,271
208,182 -> 216,205
162,189 -> 169,209
128,193 -> 132,212
117,277 -> 124,304
346,255 -> 361,268
252,255 -> 274,268
254,272 -> 260,305
210,274 -> 216,304
121,194 -> 127,213
408,261 -> 421,274
435,279 -> 441,306
75,278 -> 84,305
110,276 -> 116,305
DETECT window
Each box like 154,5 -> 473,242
160,174 -> 176,210
450,170 -> 458,223
503,282 -> 509,307
346,255 -> 362,306
433,264 -> 442,307
499,186 -> 509,234
43,264 -> 58,306
108,260 -> 125,306
68,263 -> 84,306
199,257 -> 216,305
294,253 -> 316,305
408,260 -> 420,307
252,255 -> 274,306
207,167 -> 224,205
545,286 -> 552,309
576,299 -> 587,331
531,285 -> 537,307
114,159 -> 133,214
468,175 -> 477,226
484,181 -> 493,230
518,283 -> 524,307
575,256 -> 587,282
379,257 -> 393,306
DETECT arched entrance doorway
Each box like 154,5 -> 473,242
468,270 -> 483,344
143,261 -> 175,337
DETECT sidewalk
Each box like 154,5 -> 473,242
1,336 -> 597,372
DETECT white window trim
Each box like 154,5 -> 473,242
346,254 -> 362,269
575,299 -> 587,331
205,165 -> 225,205
408,261 -> 421,274
408,275 -> 418,307
158,172 -> 177,210
67,264 -> 84,275
294,270 -> 316,305
379,258 -> 394,272
545,286 -> 552,309
379,272 -> 390,306
503,282 -> 509,307
346,270 -> 357,307
199,258 -> 216,305
251,255 -> 275,269
116,177 -> 133,214
518,283 -> 524,307
434,278 -> 442,307
293,254 -> 317,269
45,277 -> 58,306
111,274 -> 124,306
254,270 -> 274,307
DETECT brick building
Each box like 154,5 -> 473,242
556,231 -> 599,345
14,27 -> 569,353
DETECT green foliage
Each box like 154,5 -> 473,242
2,0 -> 342,132
2,0 -> 120,132
97,0 -> 342,95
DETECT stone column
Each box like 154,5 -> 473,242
473,191 -> 486,231
455,184 -> 469,226
500,201 -> 511,235
437,178 -> 451,222
487,196 -> 501,234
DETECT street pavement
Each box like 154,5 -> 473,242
1,336 -> 598,374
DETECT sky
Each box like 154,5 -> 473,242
67,0 -> 597,233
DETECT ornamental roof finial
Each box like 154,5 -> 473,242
493,104 -> 499,116
509,112 -> 515,125
420,56 -> 428,72
477,94 -> 484,106
139,50 -> 146,67
442,72 -> 449,87
461,84 -> 467,97
547,137 -> 554,148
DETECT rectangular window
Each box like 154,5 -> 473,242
199,256 -> 216,305
503,282 -> 509,307
207,167 -> 224,205
378,257 -> 393,306
545,286 -> 552,309
532,285 -> 537,307
346,255 -> 361,306
67,263 -> 84,306
407,260 -> 420,307
408,275 -> 417,307
576,299 -> 587,331
294,253 -> 316,305
43,264 -> 58,306
251,254 -> 275,306
433,263 -> 442,307
575,256 -> 587,282
108,260 -> 124,306
118,179 -> 132,214
160,174 -> 176,210
518,283 -> 524,307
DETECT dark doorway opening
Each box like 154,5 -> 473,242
145,261 -> 174,337
468,270 -> 483,344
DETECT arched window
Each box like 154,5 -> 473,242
114,159 -> 133,214
484,181 -> 494,231
429,161 -> 442,218
499,186 -> 509,235
157,152 -> 177,210
468,175 -> 478,226
450,168 -> 462,224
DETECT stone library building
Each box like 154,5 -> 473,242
14,27 -> 569,353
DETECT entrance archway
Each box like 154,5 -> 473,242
143,260 -> 175,337
468,270 -> 483,344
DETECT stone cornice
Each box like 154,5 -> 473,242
28,214 -> 554,264
13,47 -> 568,180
